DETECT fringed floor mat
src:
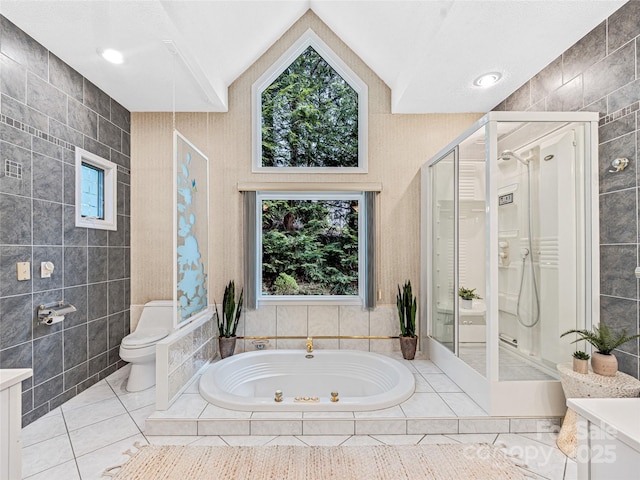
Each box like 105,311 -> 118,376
105,443 -> 529,480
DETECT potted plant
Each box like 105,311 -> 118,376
215,280 -> 243,359
572,351 -> 590,374
561,324 -> 640,376
459,286 -> 481,309
397,280 -> 417,360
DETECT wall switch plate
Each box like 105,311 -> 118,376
16,262 -> 30,281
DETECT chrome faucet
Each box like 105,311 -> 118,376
306,337 -> 313,353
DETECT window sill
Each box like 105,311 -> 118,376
258,296 -> 364,307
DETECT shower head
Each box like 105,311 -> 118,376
498,150 -> 530,165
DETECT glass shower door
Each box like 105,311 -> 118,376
496,120 -> 587,379
431,150 -> 456,351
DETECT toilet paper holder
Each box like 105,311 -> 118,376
38,301 -> 76,325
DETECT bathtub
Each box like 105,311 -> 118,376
199,349 -> 415,411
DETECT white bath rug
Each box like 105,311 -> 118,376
104,442 -> 530,479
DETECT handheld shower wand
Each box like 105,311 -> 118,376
499,150 -> 540,328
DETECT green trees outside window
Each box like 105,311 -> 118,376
261,198 -> 359,296
261,46 -> 358,168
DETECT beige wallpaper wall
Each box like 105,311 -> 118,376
131,10 -> 481,329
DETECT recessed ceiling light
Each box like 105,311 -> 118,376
98,48 -> 124,64
473,72 -> 502,88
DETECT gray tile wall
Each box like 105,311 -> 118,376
494,1 -> 640,379
0,16 -> 131,425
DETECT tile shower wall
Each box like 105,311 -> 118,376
494,1 -> 640,379
0,16 -> 131,425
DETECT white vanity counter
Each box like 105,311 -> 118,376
0,368 -> 32,480
568,397 -> 640,479
0,369 -> 32,391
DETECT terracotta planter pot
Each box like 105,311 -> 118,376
218,336 -> 237,359
591,352 -> 618,376
572,357 -> 589,374
400,336 -> 417,360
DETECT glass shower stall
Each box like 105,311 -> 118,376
420,111 -> 599,416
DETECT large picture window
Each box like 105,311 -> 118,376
257,191 -> 365,303
252,29 -> 368,172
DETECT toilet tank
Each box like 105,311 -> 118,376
137,300 -> 175,331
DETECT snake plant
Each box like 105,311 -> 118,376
215,281 -> 243,338
397,280 -> 417,338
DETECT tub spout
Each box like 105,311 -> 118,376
306,337 -> 313,353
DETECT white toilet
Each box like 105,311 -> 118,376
119,300 -> 174,392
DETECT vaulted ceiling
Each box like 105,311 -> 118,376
0,0 -> 626,113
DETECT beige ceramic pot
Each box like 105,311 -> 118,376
572,357 -> 589,374
590,352 -> 618,376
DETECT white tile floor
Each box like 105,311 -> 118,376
458,343 -> 557,381
20,362 -> 578,480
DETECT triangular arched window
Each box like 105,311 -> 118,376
253,30 -> 368,172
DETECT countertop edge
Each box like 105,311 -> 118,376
568,398 -> 640,453
0,368 -> 33,391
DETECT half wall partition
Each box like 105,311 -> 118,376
421,112 -> 599,416
156,132 -> 214,410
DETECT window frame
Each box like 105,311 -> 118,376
256,190 -> 366,306
75,147 -> 117,231
252,29 -> 368,173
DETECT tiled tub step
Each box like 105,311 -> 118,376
145,416 -> 562,437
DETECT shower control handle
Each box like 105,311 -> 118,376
520,248 -> 530,259
498,240 -> 510,267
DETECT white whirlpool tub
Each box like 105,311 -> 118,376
199,349 -> 415,411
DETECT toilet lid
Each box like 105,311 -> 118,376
122,328 -> 169,347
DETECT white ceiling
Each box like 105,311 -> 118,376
0,0 -> 627,113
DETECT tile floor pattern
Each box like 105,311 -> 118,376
21,363 -> 576,480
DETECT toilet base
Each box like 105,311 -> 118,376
126,362 -> 156,392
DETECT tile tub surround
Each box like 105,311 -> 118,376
155,312 -> 216,410
21,365 -> 576,480
493,0 -> 640,379
236,304 -> 401,354
147,354 -> 562,438
0,15 -> 131,427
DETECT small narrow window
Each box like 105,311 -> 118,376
75,148 -> 117,230
80,163 -> 105,219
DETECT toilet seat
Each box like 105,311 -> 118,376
121,328 -> 169,348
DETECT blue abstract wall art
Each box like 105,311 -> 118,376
175,134 -> 208,324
